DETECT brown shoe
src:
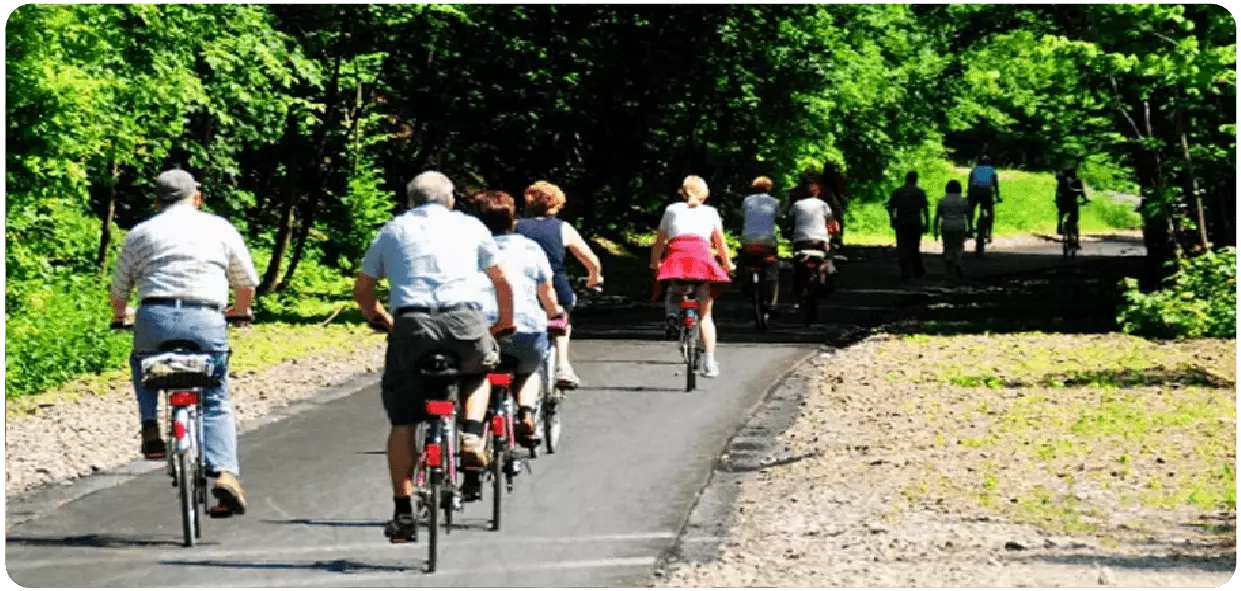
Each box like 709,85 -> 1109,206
140,421 -> 166,460
210,472 -> 247,517
460,434 -> 488,468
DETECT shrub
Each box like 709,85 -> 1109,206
5,276 -> 133,398
1118,247 -> 1236,339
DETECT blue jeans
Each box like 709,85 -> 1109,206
130,304 -> 239,475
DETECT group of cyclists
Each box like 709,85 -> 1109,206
109,156 -> 1089,546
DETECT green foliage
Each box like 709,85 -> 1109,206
4,277 -> 132,398
1119,247 -> 1237,338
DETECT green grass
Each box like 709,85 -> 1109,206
845,161 -> 1142,245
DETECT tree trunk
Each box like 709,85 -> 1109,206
1175,109 -> 1209,251
96,160 -> 120,269
276,196 -> 318,293
258,188 -> 296,294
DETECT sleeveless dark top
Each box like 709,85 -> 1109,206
515,217 -> 575,309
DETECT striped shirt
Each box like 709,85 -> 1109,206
110,203 -> 259,307
481,234 -> 553,333
361,203 -> 501,312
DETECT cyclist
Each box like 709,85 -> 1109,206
887,171 -> 930,280
1056,165 -> 1089,237
515,181 -> 602,389
787,173 -> 833,298
353,170 -> 516,542
109,169 -> 258,516
739,176 -> 782,312
651,175 -> 733,378
966,154 -> 1002,240
933,179 -> 969,279
474,189 -> 565,443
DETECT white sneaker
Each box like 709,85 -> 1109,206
555,365 -> 581,389
701,356 -> 720,378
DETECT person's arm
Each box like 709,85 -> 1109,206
532,245 -> 563,318
650,207 -> 672,271
563,222 -> 603,287
353,273 -> 391,328
224,226 -> 260,316
993,173 -> 1002,202
932,200 -> 942,240
711,226 -> 733,273
886,193 -> 897,227
356,230 -> 392,327
485,264 -> 515,334
109,233 -> 138,322
538,279 -> 563,319
475,229 -> 514,334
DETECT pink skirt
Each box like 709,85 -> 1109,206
657,235 -> 731,283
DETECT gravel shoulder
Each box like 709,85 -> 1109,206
661,333 -> 1236,587
5,331 -> 384,497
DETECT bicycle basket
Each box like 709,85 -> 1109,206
140,353 -> 220,390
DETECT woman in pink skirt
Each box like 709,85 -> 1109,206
650,175 -> 733,378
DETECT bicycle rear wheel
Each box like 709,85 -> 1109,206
427,480 -> 440,572
178,452 -> 195,547
491,438 -> 503,531
685,321 -> 699,392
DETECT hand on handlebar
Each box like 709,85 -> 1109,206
367,310 -> 394,333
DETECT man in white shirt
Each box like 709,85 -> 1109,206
353,170 -> 516,543
739,176 -> 781,311
110,169 -> 259,516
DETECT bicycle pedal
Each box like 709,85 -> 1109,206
207,505 -> 235,519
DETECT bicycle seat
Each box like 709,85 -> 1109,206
794,249 -> 827,260
140,352 -> 220,390
416,352 -> 461,378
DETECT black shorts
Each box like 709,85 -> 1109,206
967,186 -> 994,209
381,309 -> 500,426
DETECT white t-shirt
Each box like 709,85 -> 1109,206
741,193 -> 780,242
659,202 -> 722,240
937,193 -> 969,233
789,198 -> 832,243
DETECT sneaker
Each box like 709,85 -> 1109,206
210,472 -> 247,516
461,433 -> 488,468
384,514 -> 417,543
701,357 -> 720,378
516,408 -> 539,446
664,315 -> 679,340
555,365 -> 581,389
140,421 -> 166,460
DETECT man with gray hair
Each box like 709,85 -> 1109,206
110,168 -> 259,516
353,170 -> 515,543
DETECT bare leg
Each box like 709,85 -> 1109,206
462,377 -> 489,423
387,426 -> 415,496
697,285 -> 717,355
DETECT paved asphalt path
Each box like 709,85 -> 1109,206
5,235 -> 1142,587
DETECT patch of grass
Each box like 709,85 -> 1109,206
6,320 -> 379,419
844,161 -> 1141,244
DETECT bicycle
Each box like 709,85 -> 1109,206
792,242 -> 828,326
739,243 -> 777,332
111,314 -> 251,548
473,355 -> 523,532
669,281 -> 708,392
368,317 -> 514,572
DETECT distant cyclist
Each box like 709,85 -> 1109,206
787,173 -> 833,295
1055,165 -> 1089,236
651,175 -> 733,378
110,169 -> 258,516
739,176 -> 782,311
516,181 -> 603,389
475,190 -> 565,443
353,170 -> 515,542
966,154 -> 1002,240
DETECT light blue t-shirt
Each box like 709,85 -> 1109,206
970,165 -> 997,188
481,234 -> 554,334
361,204 -> 500,312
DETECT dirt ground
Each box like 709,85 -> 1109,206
662,333 -> 1236,587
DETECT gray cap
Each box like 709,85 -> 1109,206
154,169 -> 200,203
